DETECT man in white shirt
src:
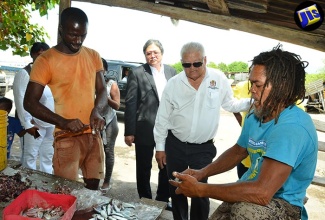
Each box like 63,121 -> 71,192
124,39 -> 177,210
154,42 -> 251,220
13,42 -> 55,174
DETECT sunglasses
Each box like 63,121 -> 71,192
181,61 -> 204,68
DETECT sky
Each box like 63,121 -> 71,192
1,2 -> 325,73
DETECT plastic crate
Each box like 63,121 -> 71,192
2,189 -> 77,220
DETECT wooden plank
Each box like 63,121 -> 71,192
312,118 -> 325,132
73,0 -> 325,52
312,176 -> 325,187
306,80 -> 324,96
319,141 -> 325,152
227,0 -> 267,13
203,0 -> 230,15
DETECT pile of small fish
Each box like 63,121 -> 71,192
21,205 -> 65,220
90,199 -> 138,220
0,172 -> 32,202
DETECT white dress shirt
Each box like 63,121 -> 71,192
150,65 -> 167,101
154,67 -> 251,151
13,68 -> 54,130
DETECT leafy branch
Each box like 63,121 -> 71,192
0,0 -> 59,56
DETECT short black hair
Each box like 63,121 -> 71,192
60,7 -> 88,28
0,97 -> 13,112
30,42 -> 50,57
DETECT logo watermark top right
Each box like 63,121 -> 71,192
294,1 -> 324,31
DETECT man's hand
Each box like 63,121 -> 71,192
25,126 -> 40,139
155,151 -> 166,169
62,119 -> 88,133
169,171 -> 202,197
90,108 -> 105,132
125,135 -> 134,147
182,168 -> 205,182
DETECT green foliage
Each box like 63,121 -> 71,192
227,61 -> 249,73
216,62 -> 228,72
170,60 -> 250,74
171,62 -> 183,74
0,0 -> 59,56
305,73 -> 325,84
207,61 -> 217,69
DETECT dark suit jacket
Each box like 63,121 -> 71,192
124,63 -> 177,146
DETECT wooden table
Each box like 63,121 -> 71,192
1,162 -> 166,219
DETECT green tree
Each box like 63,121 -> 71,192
207,61 -> 217,69
216,62 -> 228,73
306,73 -> 325,84
228,61 -> 249,73
171,61 -> 183,74
0,0 -> 59,56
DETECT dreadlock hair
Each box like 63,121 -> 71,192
249,44 -> 308,123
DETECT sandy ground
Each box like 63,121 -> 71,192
5,89 -> 325,219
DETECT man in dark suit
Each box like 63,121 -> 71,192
124,39 -> 177,209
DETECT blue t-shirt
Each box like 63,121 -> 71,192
7,116 -> 24,158
237,105 -> 317,219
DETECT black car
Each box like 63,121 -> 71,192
105,60 -> 143,114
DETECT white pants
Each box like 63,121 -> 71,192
22,125 -> 55,174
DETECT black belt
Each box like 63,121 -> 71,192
168,130 -> 214,145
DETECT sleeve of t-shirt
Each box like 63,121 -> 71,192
30,55 -> 52,86
93,50 -> 104,73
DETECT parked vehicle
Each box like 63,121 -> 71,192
0,71 -> 8,97
105,60 -> 143,114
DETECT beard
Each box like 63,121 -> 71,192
253,102 -> 272,121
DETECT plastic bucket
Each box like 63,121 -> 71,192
0,110 -> 7,171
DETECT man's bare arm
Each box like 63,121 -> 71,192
200,144 -> 248,179
171,157 -> 292,206
24,81 -> 85,132
24,82 -> 65,128
89,70 -> 109,131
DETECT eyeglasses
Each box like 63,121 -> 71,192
181,61 -> 204,68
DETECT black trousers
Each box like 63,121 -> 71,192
236,162 -> 248,179
135,142 -> 170,202
165,132 -> 217,220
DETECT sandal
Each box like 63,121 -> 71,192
99,185 -> 112,194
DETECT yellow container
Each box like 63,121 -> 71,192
0,146 -> 7,171
0,110 -> 7,171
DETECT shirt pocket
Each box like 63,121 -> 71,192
206,89 -> 220,109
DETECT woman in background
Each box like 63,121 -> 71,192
100,58 -> 120,193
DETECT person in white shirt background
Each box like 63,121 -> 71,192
13,42 -> 55,174
121,68 -> 129,82
154,42 -> 251,220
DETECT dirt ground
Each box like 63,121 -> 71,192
5,89 -> 325,219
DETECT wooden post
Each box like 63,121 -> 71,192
57,0 -> 72,43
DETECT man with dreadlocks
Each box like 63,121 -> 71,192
169,45 -> 318,220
